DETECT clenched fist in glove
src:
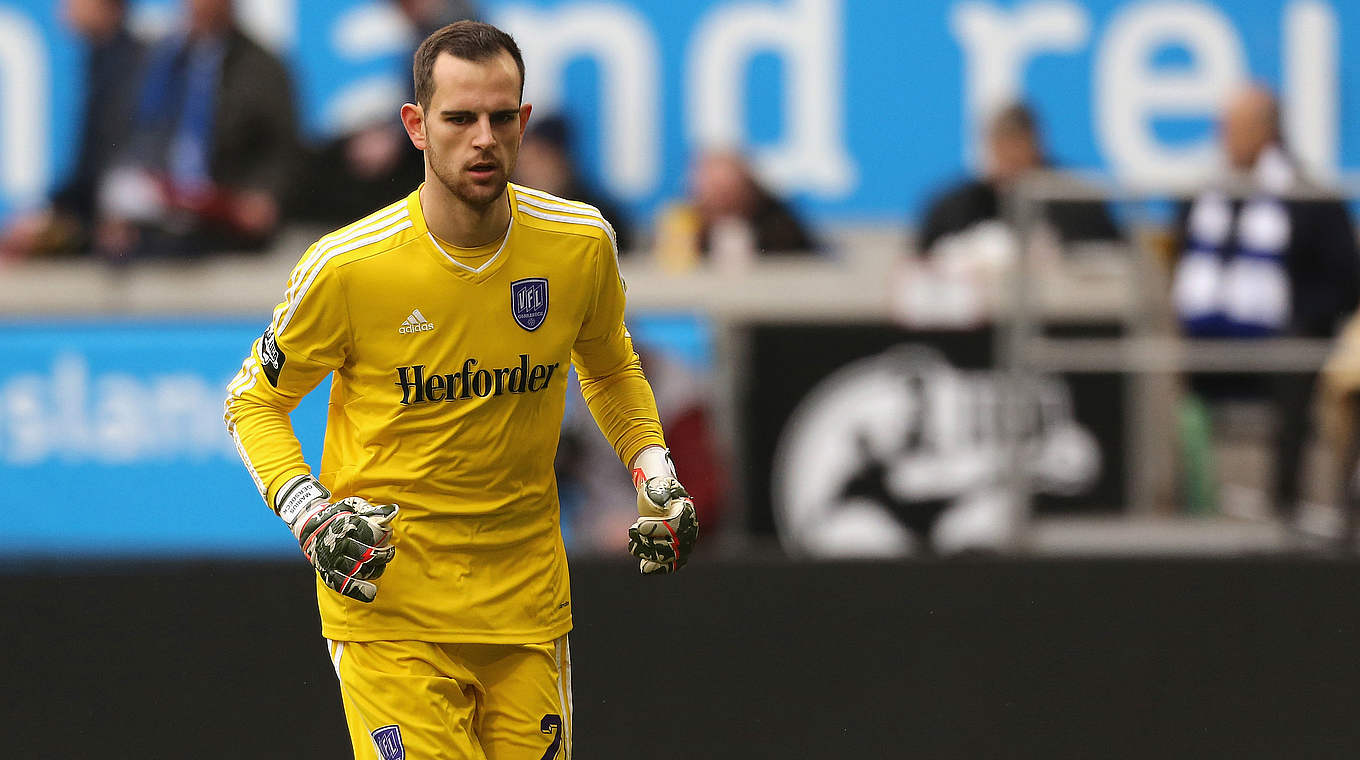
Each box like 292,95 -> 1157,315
628,447 -> 699,575
275,475 -> 399,602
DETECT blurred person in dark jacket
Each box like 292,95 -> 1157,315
654,149 -> 816,270
1171,84 -> 1360,521
97,0 -> 299,258
0,0 -> 144,259
917,102 -> 1120,258
290,0 -> 478,227
511,114 -> 635,253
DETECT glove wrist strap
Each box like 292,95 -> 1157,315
276,474 -> 331,529
631,446 -> 675,489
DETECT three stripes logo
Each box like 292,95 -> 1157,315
399,308 -> 435,334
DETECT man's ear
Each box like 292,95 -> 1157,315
400,103 -> 427,151
518,103 -> 532,140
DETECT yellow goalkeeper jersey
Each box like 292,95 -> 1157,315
224,184 -> 665,644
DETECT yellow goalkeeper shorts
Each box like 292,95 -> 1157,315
325,637 -> 572,759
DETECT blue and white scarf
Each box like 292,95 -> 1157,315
1172,147 -> 1296,337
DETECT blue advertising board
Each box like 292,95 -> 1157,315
0,315 -> 709,559
0,320 -> 324,558
0,0 -> 1356,228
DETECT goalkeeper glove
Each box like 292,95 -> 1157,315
627,448 -> 699,575
275,475 -> 398,603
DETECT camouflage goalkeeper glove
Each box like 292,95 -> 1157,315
627,448 -> 699,575
275,475 -> 398,603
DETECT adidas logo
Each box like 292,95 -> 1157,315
399,308 -> 436,334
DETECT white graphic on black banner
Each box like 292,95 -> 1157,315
772,346 -> 1099,556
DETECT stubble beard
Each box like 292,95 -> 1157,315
429,146 -> 508,211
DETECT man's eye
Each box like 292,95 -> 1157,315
448,115 -> 471,125
494,114 -> 515,124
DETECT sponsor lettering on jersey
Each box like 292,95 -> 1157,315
394,355 -> 559,405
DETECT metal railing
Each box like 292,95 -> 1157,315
1000,170 -> 1360,546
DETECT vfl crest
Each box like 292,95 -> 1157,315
511,278 -> 549,331
371,725 -> 405,760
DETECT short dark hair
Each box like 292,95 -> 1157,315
989,102 -> 1038,139
413,21 -> 525,109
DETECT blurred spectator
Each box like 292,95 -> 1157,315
395,0 -> 480,40
289,0 -> 478,227
97,0 -> 300,258
654,149 -> 816,270
0,0 -> 144,260
511,114 -> 635,252
917,102 -> 1120,258
1171,84 -> 1360,519
556,344 -> 729,554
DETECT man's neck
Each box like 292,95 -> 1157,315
420,179 -> 511,248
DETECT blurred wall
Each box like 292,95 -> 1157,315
0,0 -> 1357,225
8,558 -> 1360,758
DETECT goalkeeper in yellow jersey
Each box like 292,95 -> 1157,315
223,21 -> 697,760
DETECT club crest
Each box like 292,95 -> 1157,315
511,278 -> 549,332
371,725 -> 405,760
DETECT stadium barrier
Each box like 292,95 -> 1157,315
6,557 -> 1360,758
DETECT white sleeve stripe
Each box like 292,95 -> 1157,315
515,204 -> 622,284
224,362 -> 261,419
232,427 -> 266,498
512,183 -> 596,211
515,193 -> 606,223
515,204 -> 618,256
224,339 -> 262,397
276,219 -> 413,335
283,208 -> 410,310
317,198 -> 407,248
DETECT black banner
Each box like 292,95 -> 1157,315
741,322 -> 1124,551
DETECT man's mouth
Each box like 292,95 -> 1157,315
467,161 -> 498,180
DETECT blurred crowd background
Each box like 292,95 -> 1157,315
3,0 -> 1360,562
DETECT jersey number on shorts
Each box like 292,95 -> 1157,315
539,714 -> 563,759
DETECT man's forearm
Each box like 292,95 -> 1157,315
579,357 -> 667,468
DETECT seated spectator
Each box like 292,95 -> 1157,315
395,0 -> 480,38
654,149 -> 817,270
97,0 -> 300,258
511,114 -> 635,252
917,102 -> 1120,258
290,0 -> 478,227
0,0 -> 144,259
1171,84 -> 1360,519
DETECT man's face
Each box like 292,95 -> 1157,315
419,51 -> 530,209
61,0 -> 118,39
187,0 -> 233,36
986,128 -> 1040,182
1220,94 -> 1273,171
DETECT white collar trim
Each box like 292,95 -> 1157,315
427,217 -> 513,274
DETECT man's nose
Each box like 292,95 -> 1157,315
471,116 -> 496,149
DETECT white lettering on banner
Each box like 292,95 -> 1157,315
950,1 -> 1090,172
237,0 -> 296,52
1096,2 -> 1246,188
496,3 -> 661,196
333,3 -> 411,60
0,354 -> 236,466
1284,0 -> 1337,180
686,0 -> 855,197
0,8 -> 47,205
